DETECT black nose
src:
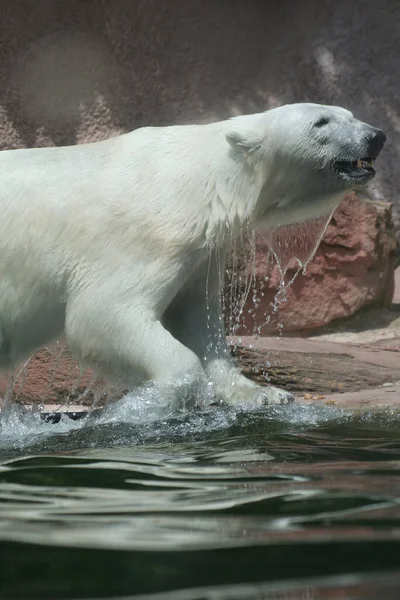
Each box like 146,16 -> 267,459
366,128 -> 386,157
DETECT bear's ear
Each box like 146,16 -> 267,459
225,131 -> 263,156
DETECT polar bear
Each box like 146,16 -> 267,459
0,103 -> 385,407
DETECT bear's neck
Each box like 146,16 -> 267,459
204,158 -> 265,249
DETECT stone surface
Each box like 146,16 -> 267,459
14,338 -> 400,415
228,335 -> 400,412
299,382 -> 400,414
0,343 -> 91,409
0,342 -> 118,410
394,268 -> 400,303
226,194 -> 399,336
229,335 -> 400,392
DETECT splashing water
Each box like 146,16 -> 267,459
0,398 -> 348,462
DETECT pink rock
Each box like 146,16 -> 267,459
225,193 -> 399,335
0,343 -> 93,407
394,268 -> 400,304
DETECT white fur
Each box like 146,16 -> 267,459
0,103 -> 381,406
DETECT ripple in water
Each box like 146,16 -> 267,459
1,389 -> 400,599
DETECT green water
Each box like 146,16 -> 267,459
0,400 -> 400,599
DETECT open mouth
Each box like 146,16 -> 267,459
334,156 -> 377,182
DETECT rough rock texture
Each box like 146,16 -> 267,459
226,194 -> 399,336
229,335 -> 400,394
0,1 -> 398,236
0,342 -> 123,409
228,336 -> 400,413
395,268 -> 400,304
0,343 -> 91,408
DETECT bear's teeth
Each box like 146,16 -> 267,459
361,159 -> 374,169
356,159 -> 374,169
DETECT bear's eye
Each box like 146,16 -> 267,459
314,117 -> 330,128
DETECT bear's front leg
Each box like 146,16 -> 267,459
163,258 -> 295,407
66,293 -> 208,408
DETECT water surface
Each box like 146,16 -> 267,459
0,397 -> 400,599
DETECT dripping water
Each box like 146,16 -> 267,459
224,210 -> 335,339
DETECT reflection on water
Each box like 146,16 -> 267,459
0,397 -> 400,599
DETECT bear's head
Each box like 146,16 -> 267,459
226,103 -> 386,230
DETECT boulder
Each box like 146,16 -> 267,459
224,193 -> 399,336
0,342 -> 118,409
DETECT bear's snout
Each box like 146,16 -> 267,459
364,127 -> 386,158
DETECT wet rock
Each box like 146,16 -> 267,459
225,193 -> 399,335
0,343 -> 111,409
